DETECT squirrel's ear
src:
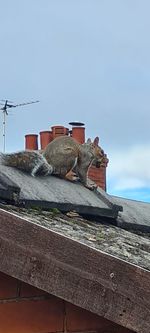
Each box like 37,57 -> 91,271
93,136 -> 99,146
86,138 -> 92,144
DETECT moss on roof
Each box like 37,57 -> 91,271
1,203 -> 150,271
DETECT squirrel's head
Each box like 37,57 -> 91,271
86,137 -> 105,167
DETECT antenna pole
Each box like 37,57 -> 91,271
0,99 -> 39,152
3,110 -> 6,153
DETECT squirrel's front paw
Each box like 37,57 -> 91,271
85,181 -> 98,191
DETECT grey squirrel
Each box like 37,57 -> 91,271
43,135 -> 104,189
0,136 -> 104,189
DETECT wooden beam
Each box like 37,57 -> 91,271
0,208 -> 149,333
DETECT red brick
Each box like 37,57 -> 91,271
0,272 -> 18,299
0,295 -> 64,333
88,165 -> 106,190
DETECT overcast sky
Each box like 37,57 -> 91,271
0,0 -> 150,201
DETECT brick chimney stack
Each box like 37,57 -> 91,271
88,154 -> 109,191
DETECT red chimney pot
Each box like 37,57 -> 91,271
51,125 -> 69,139
25,134 -> 38,150
72,126 -> 85,143
40,131 -> 53,149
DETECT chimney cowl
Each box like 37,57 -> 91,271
69,121 -> 85,127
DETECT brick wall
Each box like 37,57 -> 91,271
0,271 -> 135,333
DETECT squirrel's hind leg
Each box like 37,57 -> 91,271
42,162 -> 53,176
31,159 -> 53,177
31,162 -> 41,177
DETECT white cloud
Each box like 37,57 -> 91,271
107,144 -> 150,191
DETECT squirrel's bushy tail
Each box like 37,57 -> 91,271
0,150 -> 53,177
0,152 -> 24,166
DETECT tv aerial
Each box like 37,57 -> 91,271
0,99 -> 39,152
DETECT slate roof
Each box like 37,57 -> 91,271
113,195 -> 150,233
0,164 -> 122,218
